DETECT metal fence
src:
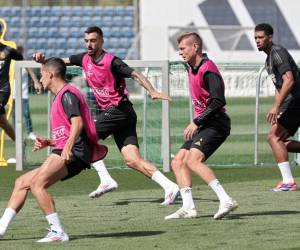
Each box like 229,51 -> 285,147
14,60 -> 276,172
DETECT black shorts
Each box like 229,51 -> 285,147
181,113 -> 230,160
94,100 -> 139,151
0,91 -> 10,115
52,149 -> 90,181
278,99 -> 300,136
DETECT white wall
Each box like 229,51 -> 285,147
140,0 -> 300,63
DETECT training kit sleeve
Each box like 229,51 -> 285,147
193,72 -> 226,126
69,53 -> 85,67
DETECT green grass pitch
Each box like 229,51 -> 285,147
0,166 -> 300,249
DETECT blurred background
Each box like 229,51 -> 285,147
0,0 -> 137,59
1,0 -> 300,62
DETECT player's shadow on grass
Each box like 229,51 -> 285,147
0,231 -> 165,242
114,197 -> 217,206
200,210 -> 300,220
0,237 -> 40,241
70,230 -> 165,241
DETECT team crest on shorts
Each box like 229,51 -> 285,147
194,138 -> 203,146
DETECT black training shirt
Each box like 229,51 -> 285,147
266,44 -> 300,102
0,44 -> 23,91
61,90 -> 90,163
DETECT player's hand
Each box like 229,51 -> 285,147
32,52 -> 45,63
266,105 -> 280,124
149,90 -> 171,101
32,136 -> 50,152
34,80 -> 43,94
184,122 -> 198,140
61,143 -> 73,163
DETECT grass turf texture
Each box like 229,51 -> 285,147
0,166 -> 300,249
2,93 -> 299,248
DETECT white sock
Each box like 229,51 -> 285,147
0,208 -> 16,228
180,187 -> 195,210
92,160 -> 113,185
208,179 -> 231,203
278,161 -> 294,183
46,213 -> 63,232
151,170 -> 175,191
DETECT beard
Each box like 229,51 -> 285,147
87,49 -> 94,55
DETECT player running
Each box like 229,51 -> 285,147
33,26 -> 179,205
0,25 -> 42,142
0,58 -> 107,242
165,32 -> 238,220
0,42 -> 22,141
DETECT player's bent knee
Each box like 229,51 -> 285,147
14,176 -> 30,191
30,178 -> 47,193
267,133 -> 273,144
171,158 -> 183,173
267,133 -> 280,145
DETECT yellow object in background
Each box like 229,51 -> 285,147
0,18 -> 17,166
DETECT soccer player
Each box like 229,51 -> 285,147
255,23 -> 300,191
33,26 -> 179,205
0,39 -> 23,141
12,45 -> 41,140
165,32 -> 238,220
0,58 -> 107,242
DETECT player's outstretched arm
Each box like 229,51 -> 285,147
32,52 -> 46,63
32,53 -> 71,64
131,70 -> 171,101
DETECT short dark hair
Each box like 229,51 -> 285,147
177,32 -> 203,50
255,23 -> 274,36
43,57 -> 66,79
85,26 -> 103,38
